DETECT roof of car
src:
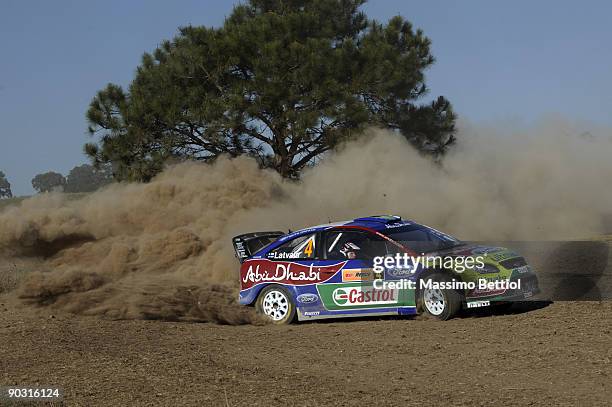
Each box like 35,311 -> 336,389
276,215 -> 414,243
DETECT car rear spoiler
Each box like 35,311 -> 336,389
232,231 -> 285,263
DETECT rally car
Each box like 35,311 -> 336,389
232,215 -> 539,323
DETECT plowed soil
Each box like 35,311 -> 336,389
1,299 -> 610,406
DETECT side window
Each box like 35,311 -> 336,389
385,241 -> 404,255
325,230 -> 387,260
268,233 -> 316,260
394,229 -> 432,253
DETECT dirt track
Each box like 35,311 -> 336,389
1,300 -> 610,406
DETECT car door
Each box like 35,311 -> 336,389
259,232 -> 343,309
316,229 -> 407,312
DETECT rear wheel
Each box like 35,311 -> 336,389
418,272 -> 462,320
255,285 -> 296,324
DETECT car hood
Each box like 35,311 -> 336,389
429,243 -> 521,264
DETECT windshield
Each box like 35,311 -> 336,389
381,224 -> 462,253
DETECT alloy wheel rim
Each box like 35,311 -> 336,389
262,290 -> 289,321
424,287 -> 445,316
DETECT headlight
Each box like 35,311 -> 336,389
474,263 -> 499,274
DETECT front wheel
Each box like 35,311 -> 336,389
418,273 -> 462,320
255,285 -> 296,324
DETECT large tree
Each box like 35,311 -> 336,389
31,171 -> 66,193
86,0 -> 455,181
0,171 -> 12,199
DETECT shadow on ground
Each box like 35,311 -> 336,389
458,300 -> 553,318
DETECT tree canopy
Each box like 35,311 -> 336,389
86,0 -> 455,181
64,164 -> 113,193
0,171 -> 12,199
31,172 -> 66,193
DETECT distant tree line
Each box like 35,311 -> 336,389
31,163 -> 113,194
0,170 -> 12,199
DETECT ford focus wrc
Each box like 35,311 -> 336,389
232,216 -> 539,323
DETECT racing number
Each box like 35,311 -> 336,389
303,238 -> 314,257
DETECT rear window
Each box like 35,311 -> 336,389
248,235 -> 281,255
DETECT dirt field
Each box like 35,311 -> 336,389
1,194 -> 611,406
1,299 -> 610,406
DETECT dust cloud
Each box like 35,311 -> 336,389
1,117 -> 611,323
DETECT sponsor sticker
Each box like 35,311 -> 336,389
488,251 -> 518,262
296,293 -> 319,304
277,228 -> 317,242
267,252 -> 303,259
234,241 -> 247,259
331,286 -> 398,307
384,222 -> 410,229
515,265 -> 530,274
470,246 -> 504,255
522,280 -> 537,298
467,277 -> 513,297
342,268 -> 375,282
240,260 -> 345,289
467,300 -> 490,309
385,267 -> 414,278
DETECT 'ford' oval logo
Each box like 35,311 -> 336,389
296,293 -> 319,304
386,267 -> 414,278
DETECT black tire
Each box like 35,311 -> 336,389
255,285 -> 296,324
417,272 -> 462,320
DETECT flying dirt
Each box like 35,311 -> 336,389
1,118 -> 612,324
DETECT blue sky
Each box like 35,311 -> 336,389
1,0 -> 611,196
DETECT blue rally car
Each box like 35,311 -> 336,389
232,215 -> 539,323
